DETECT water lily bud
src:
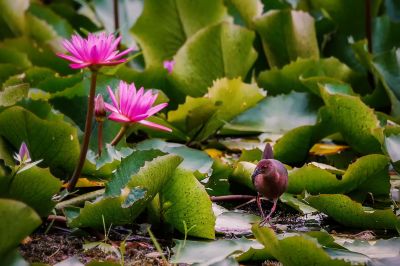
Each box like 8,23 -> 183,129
95,94 -> 107,122
163,60 -> 175,74
14,142 -> 31,165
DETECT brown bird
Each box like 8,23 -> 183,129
252,143 -> 288,226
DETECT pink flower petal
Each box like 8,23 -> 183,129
104,102 -> 119,113
146,103 -> 168,117
108,112 -> 131,123
56,53 -> 83,64
107,86 -> 119,109
139,120 -> 172,132
70,62 -> 91,69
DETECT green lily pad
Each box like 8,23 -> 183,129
131,0 -> 227,68
306,194 -> 400,230
169,78 -> 265,141
0,106 -> 81,172
228,0 -> 263,28
222,92 -> 319,135
0,0 -> 29,36
320,84 -> 383,154
280,193 -> 317,215
257,57 -> 360,96
171,238 -> 262,265
214,205 -> 260,235
170,22 -> 257,97
86,144 -> 133,176
229,161 -> 255,190
342,238 -> 400,259
254,10 -> 319,68
66,153 -> 182,228
136,139 -> 213,176
252,224 -> 351,266
274,125 -> 314,164
0,79 -> 29,107
0,165 -> 61,216
161,168 -> 215,239
287,154 -> 390,196
0,199 -> 41,257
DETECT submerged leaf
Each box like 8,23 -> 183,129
171,238 -> 262,265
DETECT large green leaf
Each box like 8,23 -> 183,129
274,125 -> 314,164
0,199 -> 41,257
252,225 -> 350,266
0,166 -> 61,216
0,79 -> 29,107
0,106 -> 80,172
373,15 -> 400,54
161,168 -> 215,239
170,22 -> 257,97
372,49 -> 400,117
254,10 -> 319,68
28,2 -> 74,38
66,153 -> 182,228
1,37 -> 73,75
287,155 -> 390,196
169,78 -> 265,141
320,84 -> 383,154
228,0 -> 263,28
309,0 -> 382,40
131,0 -> 227,67
307,194 -> 400,230
0,0 -> 29,36
257,57 -> 362,96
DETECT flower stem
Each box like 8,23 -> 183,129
67,70 -> 98,192
111,125 -> 128,146
365,0 -> 372,53
113,0 -> 121,48
97,121 -> 103,156
210,195 -> 255,202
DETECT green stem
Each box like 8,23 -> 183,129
55,189 -> 105,210
97,121 -> 103,156
113,0 -> 120,49
67,70 -> 98,192
365,0 -> 372,53
210,195 -> 255,202
111,125 -> 128,146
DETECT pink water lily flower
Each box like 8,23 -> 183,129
57,33 -> 134,69
105,81 -> 171,132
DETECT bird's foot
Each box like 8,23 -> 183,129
259,217 -> 270,227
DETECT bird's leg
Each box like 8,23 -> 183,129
256,193 -> 265,219
260,198 -> 278,227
